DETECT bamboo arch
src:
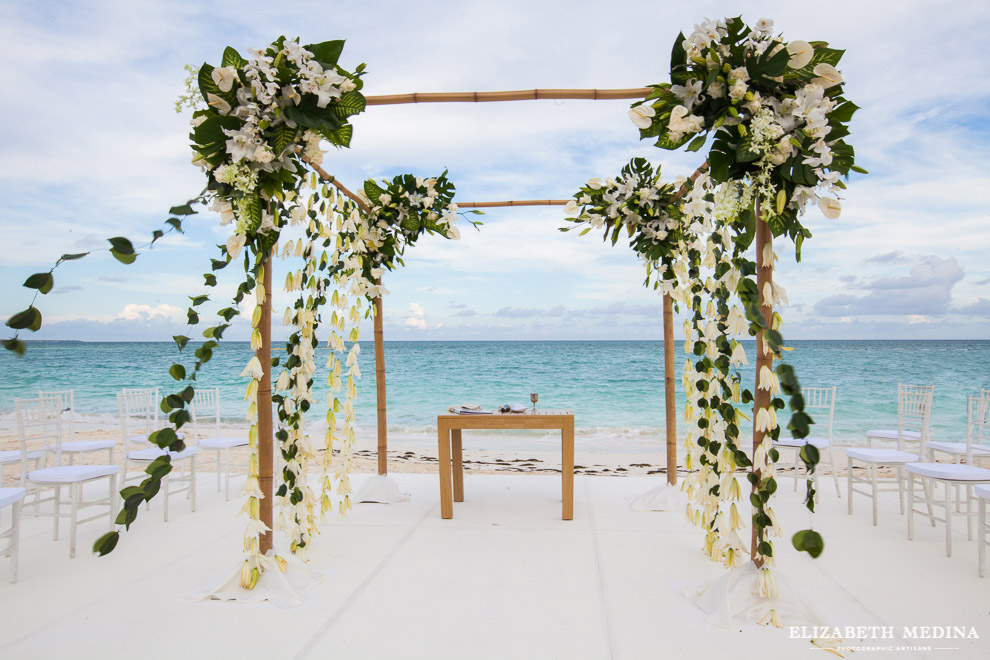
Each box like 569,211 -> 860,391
257,88 -> 771,560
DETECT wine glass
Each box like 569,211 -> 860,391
530,392 -> 538,412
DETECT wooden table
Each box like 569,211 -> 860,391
436,411 -> 575,520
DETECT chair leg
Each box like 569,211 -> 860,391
945,483 -> 953,558
847,456 -> 854,515
922,478 -> 936,526
967,485 -> 974,541
980,498 -> 987,578
896,465 -> 905,514
53,485 -> 61,541
871,464 -> 879,526
70,483 -> 80,559
827,448 -> 841,497
908,472 -> 915,540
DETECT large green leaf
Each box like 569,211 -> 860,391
221,46 -> 247,68
283,97 -> 343,133
271,124 -> 298,157
320,124 -> 353,149
197,63 -> 234,106
330,90 -> 366,120
306,40 -> 345,67
363,179 -> 384,205
193,114 -> 241,158
792,529 -> 824,558
786,47 -> 845,81
6,306 -> 41,331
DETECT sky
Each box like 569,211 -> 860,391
1,0 -> 988,343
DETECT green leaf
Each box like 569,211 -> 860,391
93,531 -> 119,556
271,124 -> 298,157
305,39 -> 345,67
203,273 -> 217,287
169,364 -> 186,381
283,96 -> 342,133
59,252 -> 88,261
2,338 -> 26,355
792,529 -> 825,558
787,47 -> 844,81
221,46 -> 248,68
151,229 -> 164,243
685,134 -> 707,152
108,237 -> 135,255
24,272 -> 54,294
320,124 -> 353,149
6,306 -> 41,331
168,203 -> 197,216
173,335 -> 189,350
330,90 -> 366,120
189,295 -> 209,306
110,249 -> 137,265
166,218 -> 183,232
363,179 -> 384,205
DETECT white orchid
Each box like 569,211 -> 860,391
671,80 -> 704,110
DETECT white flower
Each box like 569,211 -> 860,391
223,125 -> 257,162
786,40 -> 814,69
730,342 -> 749,366
818,197 -> 842,219
671,80 -> 704,110
226,233 -> 247,259
811,63 -> 843,88
206,93 -> 231,115
190,115 -> 207,128
628,104 -> 656,129
759,365 -> 781,395
729,67 -> 749,83
668,105 -> 705,138
754,18 -> 774,33
728,79 -> 748,101
211,66 -> 239,92
445,224 -> 461,240
587,177 -> 603,190
564,199 -> 579,215
240,356 -> 263,380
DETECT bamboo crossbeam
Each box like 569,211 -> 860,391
365,88 -> 651,106
457,200 -> 568,208
303,157 -> 371,214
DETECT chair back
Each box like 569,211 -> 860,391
897,383 -> 934,455
965,393 -> 990,464
39,390 -> 74,444
190,387 -> 222,443
15,397 -> 61,472
117,387 -> 160,447
801,386 -> 836,442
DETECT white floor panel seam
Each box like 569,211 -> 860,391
292,503 -> 436,660
585,480 -> 616,660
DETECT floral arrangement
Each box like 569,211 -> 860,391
567,16 -> 860,602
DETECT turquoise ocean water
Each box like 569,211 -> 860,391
1,340 -> 987,452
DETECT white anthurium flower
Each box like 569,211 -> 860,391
226,233 -> 247,259
212,66 -> 239,92
730,342 -> 749,366
818,196 -> 842,219
240,356 -> 264,380
206,93 -> 231,115
587,177 -> 603,190
564,199 -> 579,215
786,40 -> 814,69
812,63 -> 843,88
628,104 -> 656,129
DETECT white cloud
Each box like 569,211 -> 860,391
404,303 -> 428,330
116,303 -> 185,322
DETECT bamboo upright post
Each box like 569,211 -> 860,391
373,288 -> 388,475
751,202 -> 772,566
662,293 -> 677,486
257,253 -> 274,555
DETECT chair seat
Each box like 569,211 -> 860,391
846,448 -> 919,463
197,436 -> 249,450
976,485 -> 990,500
775,436 -> 830,449
906,462 -> 990,482
0,449 -> 43,464
926,441 -> 990,456
127,446 -> 199,461
28,465 -> 120,484
865,429 -> 922,441
0,487 -> 27,508
46,440 -> 117,453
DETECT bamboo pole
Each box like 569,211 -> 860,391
257,252 -> 274,555
662,294 -> 677,486
373,287 -> 388,475
751,200 -> 772,567
365,88 -> 652,106
457,200 -> 568,208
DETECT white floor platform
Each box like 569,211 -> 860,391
1,472 -> 988,659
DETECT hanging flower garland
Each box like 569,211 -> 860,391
627,16 -> 861,580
